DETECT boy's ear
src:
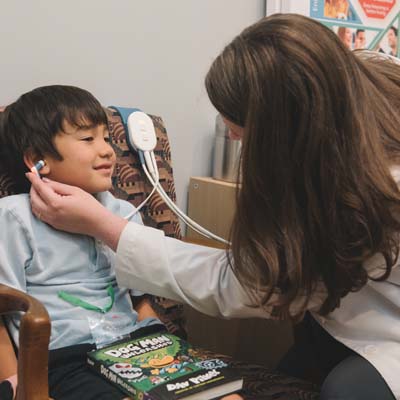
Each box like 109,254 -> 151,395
23,151 -> 50,175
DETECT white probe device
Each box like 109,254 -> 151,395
31,160 -> 45,177
124,110 -> 230,246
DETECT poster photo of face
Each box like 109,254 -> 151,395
324,0 -> 351,20
267,0 -> 400,58
332,25 -> 377,50
377,24 -> 399,57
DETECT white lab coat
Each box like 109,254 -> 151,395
115,222 -> 400,398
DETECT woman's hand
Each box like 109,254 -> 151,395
27,173 -> 99,234
26,173 -> 127,251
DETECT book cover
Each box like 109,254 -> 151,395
87,331 -> 243,400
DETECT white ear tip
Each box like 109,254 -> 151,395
31,160 -> 46,176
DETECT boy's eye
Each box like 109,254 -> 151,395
104,136 -> 110,143
82,137 -> 94,142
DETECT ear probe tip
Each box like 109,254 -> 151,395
31,160 -> 45,176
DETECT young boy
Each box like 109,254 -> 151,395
0,85 -> 163,400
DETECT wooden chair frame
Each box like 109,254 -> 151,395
0,284 -> 50,400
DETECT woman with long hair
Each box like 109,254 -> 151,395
27,14 -> 400,399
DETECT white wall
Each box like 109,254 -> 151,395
0,0 -> 264,212
266,0 -> 309,15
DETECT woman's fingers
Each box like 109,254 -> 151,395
26,171 -> 126,247
29,185 -> 50,220
26,172 -> 75,200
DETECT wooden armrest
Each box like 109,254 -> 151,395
0,284 -> 51,400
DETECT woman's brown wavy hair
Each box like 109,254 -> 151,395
205,14 -> 400,317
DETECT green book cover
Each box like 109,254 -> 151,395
87,332 -> 243,399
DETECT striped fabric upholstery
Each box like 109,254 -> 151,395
195,350 -> 319,400
106,107 -> 186,338
106,108 -> 182,239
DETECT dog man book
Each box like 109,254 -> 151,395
87,331 -> 243,399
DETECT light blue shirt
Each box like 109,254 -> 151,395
0,191 -> 159,350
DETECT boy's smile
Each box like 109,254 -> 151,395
42,122 -> 116,194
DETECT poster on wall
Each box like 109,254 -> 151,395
310,0 -> 400,56
267,0 -> 400,57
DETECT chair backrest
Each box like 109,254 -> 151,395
106,108 -> 185,337
106,108 -> 182,238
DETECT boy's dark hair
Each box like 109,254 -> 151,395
0,85 -> 108,193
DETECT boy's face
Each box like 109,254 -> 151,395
43,122 -> 116,194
